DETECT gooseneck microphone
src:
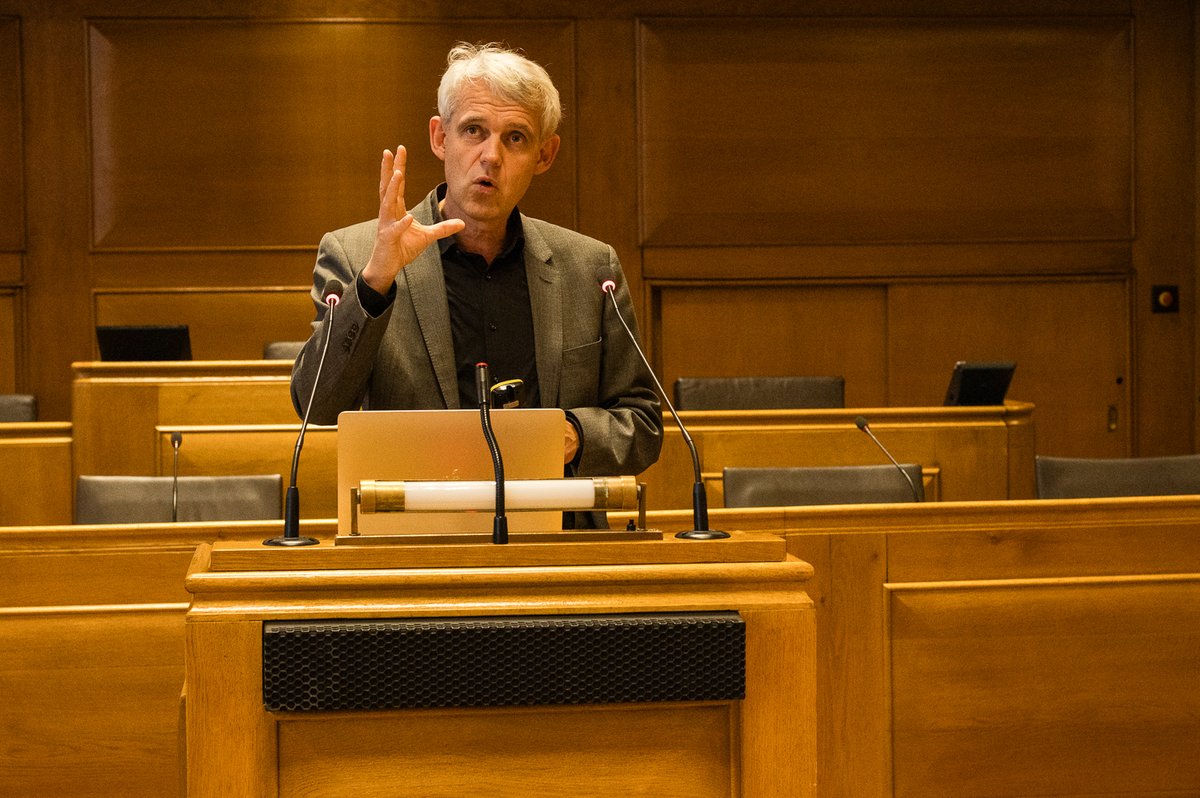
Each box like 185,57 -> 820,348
264,279 -> 344,546
596,265 -> 728,540
854,416 -> 921,502
476,361 -> 508,544
170,431 -> 182,523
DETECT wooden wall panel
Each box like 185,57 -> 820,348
653,284 -> 889,407
0,610 -> 186,798
87,19 -> 576,252
887,278 -> 1131,457
644,241 -> 1133,282
654,276 -> 1132,458
575,19 -> 644,320
1195,0 -> 1200,451
0,521 -> 284,798
158,426 -> 338,519
0,288 -> 16,392
2,2 -> 1194,462
1131,0 -> 1195,458
1,16 -> 23,386
93,288 -> 314,360
0,424 -> 72,524
638,17 -> 1132,246
0,16 -> 22,253
20,10 -> 93,419
889,579 -> 1200,797
92,250 -> 318,290
0,251 -> 19,287
279,707 -> 734,797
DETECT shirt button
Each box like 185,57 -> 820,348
489,323 -> 498,332
484,274 -> 493,280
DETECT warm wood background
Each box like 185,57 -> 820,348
0,0 -> 1195,460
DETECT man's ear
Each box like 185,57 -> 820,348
534,134 -> 561,175
429,116 -> 447,161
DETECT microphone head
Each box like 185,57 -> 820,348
323,279 -> 345,307
594,264 -> 617,294
854,416 -> 870,431
474,362 -> 491,407
171,431 -> 182,447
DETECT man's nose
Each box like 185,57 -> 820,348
480,134 -> 503,165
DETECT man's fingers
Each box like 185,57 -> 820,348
429,218 -> 466,239
395,213 -> 415,233
379,168 -> 407,223
391,217 -> 461,243
392,146 -> 409,217
378,149 -> 394,202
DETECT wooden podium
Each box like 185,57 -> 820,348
182,532 -> 816,797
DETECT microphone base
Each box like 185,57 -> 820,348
492,515 -> 509,545
675,529 -> 731,540
262,535 -> 320,547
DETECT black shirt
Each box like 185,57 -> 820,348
436,203 -> 540,410
355,188 -> 540,410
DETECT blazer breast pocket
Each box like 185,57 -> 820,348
560,338 -> 602,405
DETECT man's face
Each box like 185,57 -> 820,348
430,84 -> 559,229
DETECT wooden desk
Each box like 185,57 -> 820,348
133,402 -> 1033,517
71,360 -> 296,477
182,534 -> 817,798
71,361 -> 1033,501
0,422 -> 73,524
155,424 -> 338,519
0,519 -> 329,798
5,497 -> 1198,797
613,499 -> 1200,798
645,401 -> 1035,508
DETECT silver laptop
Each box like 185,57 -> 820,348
337,408 -> 565,535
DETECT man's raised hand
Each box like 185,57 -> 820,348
361,146 -> 465,295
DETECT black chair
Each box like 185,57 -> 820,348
75,474 -> 283,524
672,376 -> 845,411
0,393 -> 37,422
723,464 -> 924,507
1035,454 -> 1200,499
263,341 -> 306,360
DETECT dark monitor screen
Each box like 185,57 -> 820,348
96,325 -> 193,362
943,360 -> 1016,406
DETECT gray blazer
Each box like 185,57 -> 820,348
291,188 -> 663,478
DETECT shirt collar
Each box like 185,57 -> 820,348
433,183 -> 525,261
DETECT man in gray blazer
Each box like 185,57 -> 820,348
291,42 -> 663,506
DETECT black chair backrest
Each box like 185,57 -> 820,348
263,341 -> 306,360
1035,454 -> 1200,499
672,376 -> 845,411
723,464 -> 923,507
75,474 -> 283,524
0,394 -> 37,422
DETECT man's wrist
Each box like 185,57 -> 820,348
356,273 -> 396,317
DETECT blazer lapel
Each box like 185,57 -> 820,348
524,218 -> 562,408
403,194 -> 459,408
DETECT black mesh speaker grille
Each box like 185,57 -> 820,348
262,612 -> 744,712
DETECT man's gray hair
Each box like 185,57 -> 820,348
437,42 -> 562,140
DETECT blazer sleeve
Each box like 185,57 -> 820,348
568,246 -> 664,477
290,227 -> 394,425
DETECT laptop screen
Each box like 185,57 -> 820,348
943,361 -> 1016,406
96,325 -> 192,362
337,408 -> 566,535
